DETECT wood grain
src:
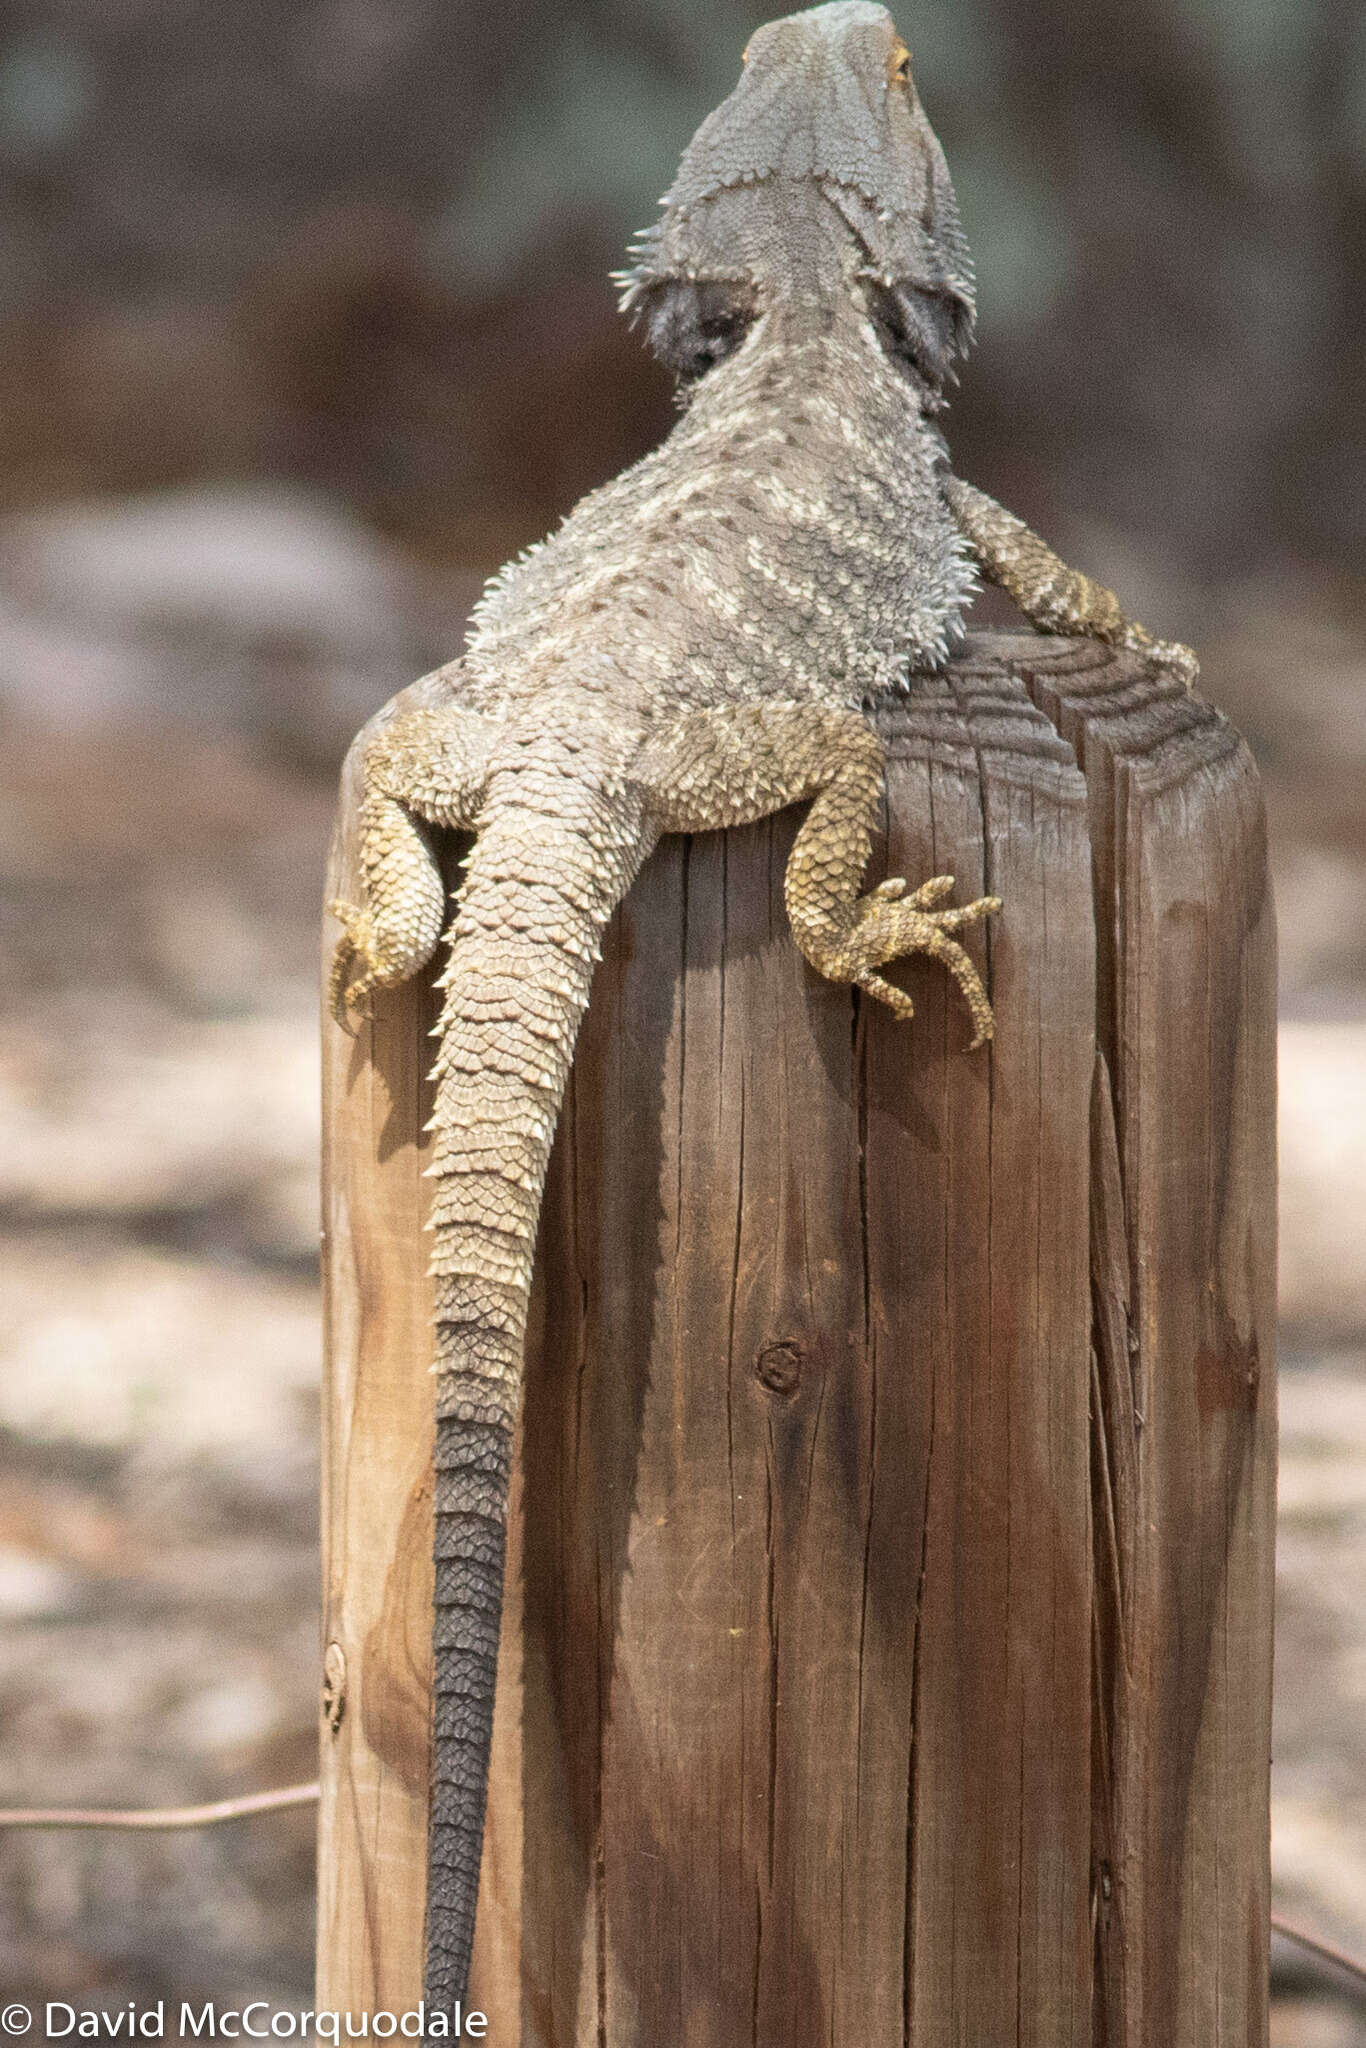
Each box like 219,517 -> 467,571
317,630 -> 1276,2045
317,729 -> 438,2016
1024,638 -> 1277,2048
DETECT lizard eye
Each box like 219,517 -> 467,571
890,42 -> 912,86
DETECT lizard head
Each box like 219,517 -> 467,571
619,1 -> 975,394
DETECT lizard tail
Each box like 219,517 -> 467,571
422,786 -> 647,2015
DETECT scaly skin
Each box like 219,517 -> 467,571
944,477 -> 1199,687
327,0 -> 1196,2014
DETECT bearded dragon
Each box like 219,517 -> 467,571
327,0 -> 1195,2012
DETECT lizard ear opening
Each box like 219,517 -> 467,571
864,275 -> 974,392
617,265 -> 758,381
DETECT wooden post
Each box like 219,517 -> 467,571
317,630 -> 1276,2047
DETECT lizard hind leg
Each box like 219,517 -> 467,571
328,697 -> 496,1026
641,702 -> 1000,1049
773,723 -> 1000,1047
328,789 -> 447,1024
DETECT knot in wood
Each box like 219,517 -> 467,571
322,1641 -> 347,1735
754,1340 -> 804,1397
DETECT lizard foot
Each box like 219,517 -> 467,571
1119,623 -> 1199,690
806,874 -> 1001,1050
327,899 -> 385,1029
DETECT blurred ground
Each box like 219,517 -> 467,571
0,0 -> 1363,2035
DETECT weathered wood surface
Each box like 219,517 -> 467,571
317,629 -> 1276,2046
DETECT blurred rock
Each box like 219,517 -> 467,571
1271,1999 -> 1366,2048
1275,845 -> 1366,1019
0,483 -> 467,768
0,1545 -> 80,1624
1280,1023 -> 1366,1337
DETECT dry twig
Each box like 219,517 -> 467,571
0,1782 -> 320,1831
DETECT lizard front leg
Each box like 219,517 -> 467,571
642,702 -> 1000,1047
328,697 -> 496,1022
944,474 -> 1199,687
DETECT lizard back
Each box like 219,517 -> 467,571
461,297 -> 977,725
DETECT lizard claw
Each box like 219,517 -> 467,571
905,873 -> 957,910
868,909 -> 998,1052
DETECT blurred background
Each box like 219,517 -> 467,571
0,0 -> 1363,2038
